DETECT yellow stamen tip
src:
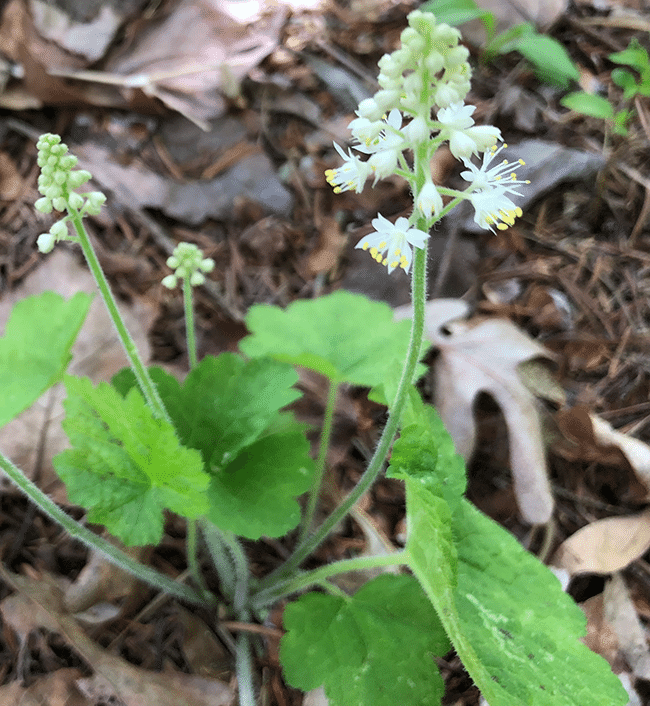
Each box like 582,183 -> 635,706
497,223 -> 509,231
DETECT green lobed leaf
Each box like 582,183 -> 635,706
205,426 -> 313,539
55,376 -> 209,546
0,291 -> 91,427
239,291 -> 415,390
113,354 -> 313,539
515,34 -> 579,88
560,92 -> 614,119
280,574 -> 450,706
404,477 -> 628,705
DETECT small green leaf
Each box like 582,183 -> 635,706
515,34 -> 579,88
613,109 -> 631,135
419,0 -> 495,36
281,574 -> 450,706
0,291 -> 91,427
55,377 -> 209,546
240,291 -> 415,389
560,92 -> 614,119
610,38 -> 650,77
611,68 -> 641,101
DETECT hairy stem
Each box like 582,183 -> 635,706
182,276 -> 198,369
251,550 -> 408,610
69,212 -> 170,423
0,450 -> 208,606
297,381 -> 339,545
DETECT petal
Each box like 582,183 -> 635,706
371,213 -> 395,233
404,228 -> 430,247
448,131 -> 480,160
465,125 -> 502,150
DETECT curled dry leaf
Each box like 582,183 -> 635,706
552,509 -> 650,575
556,407 -> 650,496
396,300 -> 556,524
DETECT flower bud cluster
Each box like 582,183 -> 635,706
162,242 -> 215,289
34,133 -> 107,253
364,10 -> 471,121
325,10 -> 529,275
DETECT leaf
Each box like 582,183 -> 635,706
54,376 -> 209,546
206,427 -> 313,538
280,574 -> 450,706
425,308 -> 555,524
404,477 -> 628,705
0,291 -> 91,427
561,91 -> 614,119
515,33 -> 579,88
387,397 -> 466,513
240,291 -> 416,390
552,510 -> 650,576
419,0 -> 496,36
114,354 -> 313,539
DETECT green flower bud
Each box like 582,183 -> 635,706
37,232 -> 56,254
161,274 -> 178,289
34,197 -> 52,214
68,192 -> 84,210
52,196 -> 67,211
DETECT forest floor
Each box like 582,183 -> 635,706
0,0 -> 650,704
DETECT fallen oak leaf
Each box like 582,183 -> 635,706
552,509 -> 650,575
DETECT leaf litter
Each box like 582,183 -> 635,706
1,0 -> 650,703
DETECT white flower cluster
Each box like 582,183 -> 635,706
325,10 -> 529,274
162,242 -> 215,289
34,133 -> 106,254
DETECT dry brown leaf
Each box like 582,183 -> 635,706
590,414 -> 650,492
101,0 -> 285,128
74,142 -> 293,224
64,543 -> 146,614
581,593 -> 624,673
0,567 -> 235,706
0,668 -> 90,706
604,573 -> 650,681
307,216 -> 348,276
556,407 -> 650,495
417,302 -> 555,524
552,509 -> 650,575
0,151 -> 23,199
29,0 -> 145,62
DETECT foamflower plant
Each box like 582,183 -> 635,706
0,11 -> 628,706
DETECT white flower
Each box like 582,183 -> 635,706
416,182 -> 443,218
460,143 -> 530,232
468,188 -> 523,232
355,214 -> 429,274
460,143 -> 529,195
325,143 -> 372,194
353,109 -> 406,184
353,109 -> 404,155
437,102 -> 501,159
